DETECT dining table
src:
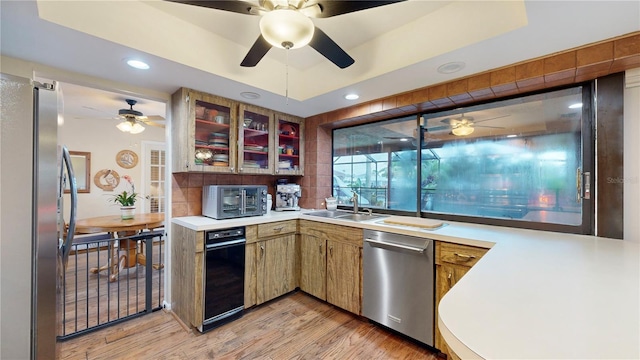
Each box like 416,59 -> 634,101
75,213 -> 165,282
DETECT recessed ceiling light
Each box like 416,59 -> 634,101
568,103 -> 583,109
126,59 -> 150,70
507,134 -> 518,138
345,93 -> 359,100
241,91 -> 261,100
400,138 -> 409,142
437,61 -> 465,74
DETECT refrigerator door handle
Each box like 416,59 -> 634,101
60,146 -> 77,265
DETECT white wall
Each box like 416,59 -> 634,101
59,114 -> 165,220
624,68 -> 640,242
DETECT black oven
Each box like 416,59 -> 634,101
200,227 -> 245,333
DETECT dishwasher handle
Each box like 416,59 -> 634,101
364,238 -> 429,254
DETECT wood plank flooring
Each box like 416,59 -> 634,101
59,291 -> 438,359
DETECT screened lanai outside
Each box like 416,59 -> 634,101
332,86 -> 590,232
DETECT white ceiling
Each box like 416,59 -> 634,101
1,0 -> 639,122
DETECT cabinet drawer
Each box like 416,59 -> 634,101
299,220 -> 363,247
257,220 -> 297,238
436,242 -> 487,267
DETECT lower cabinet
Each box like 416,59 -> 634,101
299,220 -> 363,315
256,233 -> 297,304
244,242 -> 257,308
300,233 -> 326,300
244,221 -> 297,306
435,241 -> 488,358
326,239 -> 361,314
170,224 -> 204,328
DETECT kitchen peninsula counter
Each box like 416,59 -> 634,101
172,211 -> 639,359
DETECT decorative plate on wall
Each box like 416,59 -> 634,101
94,169 -> 120,191
116,150 -> 138,169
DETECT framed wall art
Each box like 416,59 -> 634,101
94,169 -> 120,191
116,149 -> 138,169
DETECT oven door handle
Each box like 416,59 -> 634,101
206,238 -> 246,250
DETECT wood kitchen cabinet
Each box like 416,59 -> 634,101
274,112 -> 304,176
171,87 -> 238,173
244,225 -> 258,308
254,221 -> 297,305
237,103 -> 275,174
435,241 -> 488,358
327,239 -> 361,314
300,233 -> 327,300
171,87 -> 305,175
170,224 -> 205,328
299,220 -> 363,314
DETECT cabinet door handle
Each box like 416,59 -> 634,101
319,244 -> 322,254
447,271 -> 453,287
260,244 -> 265,257
273,226 -> 284,232
454,252 -> 475,261
329,246 -> 333,255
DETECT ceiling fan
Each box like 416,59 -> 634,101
165,0 -> 406,68
426,114 -> 510,136
116,99 -> 165,134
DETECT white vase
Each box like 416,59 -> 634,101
120,206 -> 135,220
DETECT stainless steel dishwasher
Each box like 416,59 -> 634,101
362,229 -> 434,346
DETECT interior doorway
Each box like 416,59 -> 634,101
141,141 -> 166,214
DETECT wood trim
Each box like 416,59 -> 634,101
305,32 -> 639,127
595,73 -> 624,239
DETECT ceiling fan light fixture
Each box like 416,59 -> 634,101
117,119 -> 145,134
129,122 -> 145,134
116,120 -> 132,133
259,9 -> 314,49
452,125 -> 474,136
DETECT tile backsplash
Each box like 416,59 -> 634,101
172,173 -> 299,217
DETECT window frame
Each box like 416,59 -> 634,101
331,83 -> 595,235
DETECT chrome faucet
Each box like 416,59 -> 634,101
350,191 -> 359,214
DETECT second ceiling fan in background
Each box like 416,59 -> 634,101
166,0 -> 406,68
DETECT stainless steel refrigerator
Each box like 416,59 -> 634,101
0,73 -> 77,359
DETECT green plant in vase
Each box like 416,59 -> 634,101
110,175 -> 139,219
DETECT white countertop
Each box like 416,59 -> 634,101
172,210 -> 640,359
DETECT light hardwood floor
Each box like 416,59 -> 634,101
59,291 -> 439,359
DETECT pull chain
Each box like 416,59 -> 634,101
285,48 -> 289,105
282,41 -> 293,106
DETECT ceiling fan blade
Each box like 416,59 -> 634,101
143,120 -> 165,129
474,125 -> 505,129
164,0 -> 256,15
144,115 -> 165,121
308,27 -> 354,69
298,3 -> 322,17
241,35 -> 273,67
425,125 -> 451,132
312,0 -> 406,18
472,114 -> 511,124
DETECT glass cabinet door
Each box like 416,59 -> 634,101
238,104 -> 274,174
190,92 -> 237,173
275,113 -> 304,176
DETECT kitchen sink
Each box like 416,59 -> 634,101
304,210 -> 348,218
304,210 -> 388,222
336,213 -> 388,222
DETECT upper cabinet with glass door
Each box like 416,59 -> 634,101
237,104 -> 274,174
171,88 -> 237,173
275,113 -> 304,176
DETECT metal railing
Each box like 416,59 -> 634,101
58,230 -> 164,340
